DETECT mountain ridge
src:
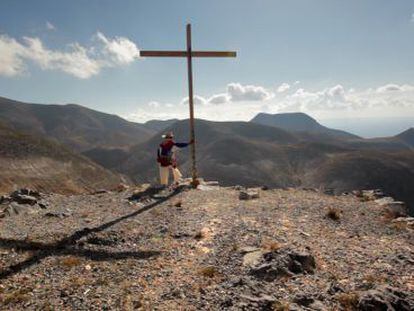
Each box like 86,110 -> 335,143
0,96 -> 155,152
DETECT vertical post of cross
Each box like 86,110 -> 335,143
186,23 -> 199,187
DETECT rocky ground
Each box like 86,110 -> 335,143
0,183 -> 413,310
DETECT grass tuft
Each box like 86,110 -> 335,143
198,266 -> 218,278
60,256 -> 81,268
326,207 -> 341,221
336,292 -> 359,310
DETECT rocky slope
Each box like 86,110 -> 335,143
0,123 -> 124,194
0,184 -> 412,310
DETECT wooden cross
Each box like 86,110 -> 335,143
140,24 -> 237,187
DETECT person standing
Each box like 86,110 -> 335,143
157,131 -> 193,187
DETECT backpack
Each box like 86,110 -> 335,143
158,142 -> 174,165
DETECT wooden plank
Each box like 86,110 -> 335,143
140,50 -> 237,58
186,24 -> 198,186
140,50 -> 187,57
191,51 -> 237,57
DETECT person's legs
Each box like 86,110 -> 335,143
159,165 -> 169,186
172,167 -> 183,184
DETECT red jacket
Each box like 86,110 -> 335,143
157,140 -> 190,167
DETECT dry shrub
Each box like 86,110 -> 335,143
326,207 -> 341,221
363,273 -> 385,287
261,240 -> 281,251
336,292 -> 359,310
273,301 -> 290,311
60,256 -> 81,268
198,266 -> 218,278
194,227 -> 210,240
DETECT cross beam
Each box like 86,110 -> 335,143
140,24 -> 237,187
140,51 -> 237,57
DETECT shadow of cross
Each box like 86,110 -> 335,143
0,186 -> 183,280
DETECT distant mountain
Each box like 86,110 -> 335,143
0,122 -> 124,194
120,119 -> 299,183
396,128 -> 414,148
251,112 -> 358,139
0,97 -> 155,152
117,119 -> 414,214
144,119 -> 179,132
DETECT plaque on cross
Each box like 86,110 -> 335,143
140,24 -> 237,187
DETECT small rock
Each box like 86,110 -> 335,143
239,246 -> 261,254
234,185 -> 245,191
323,188 -> 335,195
44,211 -> 72,218
392,217 -> 414,230
114,183 -> 129,192
243,250 -> 263,267
93,189 -> 108,195
293,293 -> 314,306
239,189 -> 260,200
38,203 -> 47,209
0,195 -> 12,204
375,197 -> 395,206
308,300 -> 326,310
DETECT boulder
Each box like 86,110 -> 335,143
385,201 -> 408,218
249,248 -> 316,281
239,189 -> 260,200
358,286 -> 413,311
238,294 -> 276,310
12,194 -> 38,205
375,197 -> 395,206
11,188 -> 40,198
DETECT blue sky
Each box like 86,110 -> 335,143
1,0 -> 414,129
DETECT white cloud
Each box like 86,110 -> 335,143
208,93 -> 230,105
95,32 -> 140,65
181,95 -> 207,106
0,32 -> 140,79
411,13 -> 414,22
46,21 -> 56,31
376,83 -> 403,93
148,101 -> 160,108
227,82 -> 274,101
277,82 -> 290,93
126,82 -> 414,123
0,35 -> 27,76
275,83 -> 414,115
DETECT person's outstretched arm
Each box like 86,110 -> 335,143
174,139 -> 194,148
